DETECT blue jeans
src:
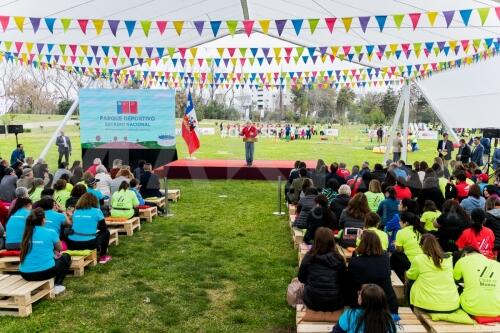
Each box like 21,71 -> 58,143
245,142 -> 254,165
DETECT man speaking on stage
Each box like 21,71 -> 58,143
240,121 -> 258,167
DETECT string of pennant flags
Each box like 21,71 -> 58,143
2,37 -> 499,69
0,7 -> 500,38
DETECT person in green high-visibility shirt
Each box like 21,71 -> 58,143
110,181 -> 139,219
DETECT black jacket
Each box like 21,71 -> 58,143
435,213 -> 470,252
325,172 -> 346,186
417,187 -> 445,213
303,207 -> 338,244
330,194 -> 350,221
298,251 -> 346,312
139,172 -> 162,198
485,209 -> 500,249
457,145 -> 471,163
347,254 -> 398,313
370,170 -> 386,184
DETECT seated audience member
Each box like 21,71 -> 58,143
391,212 -> 425,281
406,234 -> 460,312
53,179 -> 71,209
357,212 -> 389,251
460,184 -> 486,215
456,208 -> 496,259
130,179 -> 145,205
19,208 -> 71,295
95,165 -> 112,197
338,162 -> 351,180
454,172 -> 470,200
394,177 -> 412,200
485,197 -> 500,259
350,172 -> 371,195
5,198 -> 32,249
139,163 -> 163,199
484,185 -> 499,200
133,160 -> 146,180
70,162 -> 84,186
110,181 -> 139,219
435,200 -> 471,252
0,200 -> 8,227
339,193 -> 370,248
329,184 -> 351,221
377,187 -> 399,228
420,200 -> 441,232
333,284 -> 396,333
29,178 -> 45,202
288,167 -> 313,204
364,179 -> 385,212
59,174 -> 73,192
311,159 -> 328,190
417,174 -> 445,213
8,187 -> 29,214
16,168 -> 35,190
406,169 -> 422,198
298,227 -> 346,312
320,179 -> 339,205
110,159 -> 123,179
0,167 -> 17,202
38,197 -> 69,237
109,169 -> 133,195
67,193 -> 111,264
53,162 -> 71,184
454,247 -> 500,317
85,158 -> 102,176
325,162 -> 346,186
381,170 -> 397,193
303,194 -> 338,244
349,231 -> 398,313
400,198 -> 420,216
293,187 -> 318,229
65,184 -> 88,212
371,163 -> 386,184
86,178 -> 105,207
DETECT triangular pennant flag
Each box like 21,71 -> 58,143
341,17 -> 353,32
443,10 -> 455,28
61,18 -> 71,32
291,19 -> 303,35
325,17 -> 336,33
173,21 -> 184,36
459,9 -> 472,26
358,16 -> 370,32
108,20 -> 120,36
140,20 -> 152,36
259,20 -> 270,34
92,19 -> 104,35
226,20 -> 238,35
409,13 -> 421,29
393,14 -> 404,29
275,19 -> 287,36
77,19 -> 89,34
496,7 -> 500,21
124,20 -> 136,37
427,12 -> 438,26
308,18 -> 319,33
242,20 -> 254,36
477,7 -> 490,25
14,16 -> 25,32
0,16 -> 10,32
375,16 -> 387,32
80,45 -> 88,55
210,21 -> 221,37
29,17 -> 41,33
153,20 -> 166,35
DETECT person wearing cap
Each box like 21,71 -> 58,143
0,167 -> 17,202
86,177 -> 106,208
110,181 -> 139,219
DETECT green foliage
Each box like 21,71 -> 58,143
197,101 -> 239,121
336,87 -> 355,123
57,99 -> 78,115
379,88 -> 399,118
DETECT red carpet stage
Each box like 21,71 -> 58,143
156,159 -> 317,180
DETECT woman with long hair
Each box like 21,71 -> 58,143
364,179 -> 384,212
359,213 -> 389,251
377,187 -> 399,228
303,194 -> 338,244
394,177 -> 412,201
348,231 -> 398,314
339,193 -> 370,248
407,234 -> 459,312
70,163 -> 84,186
65,184 -> 88,212
109,169 -> 134,195
67,193 -> 111,264
53,179 -> 71,209
460,184 -> 486,215
19,208 -> 71,295
110,181 -> 140,219
298,227 -> 346,312
333,284 -> 396,333
456,208 -> 495,259
28,178 -> 45,202
321,178 -> 339,205
312,159 -> 328,190
390,212 -> 426,281
5,197 -> 32,249
435,199 -> 470,252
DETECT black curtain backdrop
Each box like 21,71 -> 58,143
82,148 -> 177,170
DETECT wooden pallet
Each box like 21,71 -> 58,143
296,304 -> 338,333
391,270 -> 405,305
336,245 -> 354,263
139,206 -> 158,223
0,257 -> 21,273
108,229 -> 119,246
298,243 -> 310,266
168,189 -> 181,202
396,307 -> 428,332
288,204 -> 297,215
106,217 -> 141,236
415,309 -> 500,333
68,250 -> 97,277
0,275 -> 54,317
146,197 -> 165,208
292,228 -> 304,249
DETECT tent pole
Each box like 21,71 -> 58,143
401,84 -> 410,162
414,81 -> 460,143
383,88 -> 405,162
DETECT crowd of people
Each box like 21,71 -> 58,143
287,154 -> 500,328
0,156 -> 166,295
219,122 -> 322,141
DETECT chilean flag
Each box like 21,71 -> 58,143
182,92 -> 200,155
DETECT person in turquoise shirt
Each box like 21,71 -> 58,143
19,208 -> 71,295
333,284 -> 397,333
5,197 -> 32,249
67,193 -> 111,264
38,197 -> 69,237
86,178 -> 107,208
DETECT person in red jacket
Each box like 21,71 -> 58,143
240,121 -> 258,167
394,178 -> 412,200
0,200 -> 7,227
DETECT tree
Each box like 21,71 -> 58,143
291,86 -> 309,117
57,99 -> 78,115
336,87 -> 355,123
379,88 -> 399,119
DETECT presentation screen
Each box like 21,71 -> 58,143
79,89 -> 175,150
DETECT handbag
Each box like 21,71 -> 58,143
286,277 -> 304,307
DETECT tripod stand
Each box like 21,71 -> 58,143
483,138 -> 498,177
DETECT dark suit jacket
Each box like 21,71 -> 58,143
140,171 -> 162,198
55,136 -> 72,153
437,140 -> 454,160
456,145 -> 471,163
471,144 -> 485,166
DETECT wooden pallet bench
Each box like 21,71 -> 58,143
68,250 -> 97,277
0,257 -> 21,274
168,189 -> 181,202
108,229 -> 119,246
415,309 -> 500,333
292,228 -> 304,248
396,307 -> 428,332
298,243 -> 310,266
391,270 -> 405,305
0,275 -> 54,317
336,245 -> 354,263
288,204 -> 297,215
106,217 -> 141,236
146,197 -> 166,208
139,206 -> 158,223
296,304 -> 338,333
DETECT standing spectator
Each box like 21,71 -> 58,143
456,209 -> 496,259
456,139 -> 471,163
437,133 -> 454,168
481,137 -> 491,166
376,127 -> 384,145
85,158 -> 102,176
471,137 -> 485,166
55,131 -> 72,164
139,164 -> 163,199
392,132 -> 403,162
10,144 -> 25,165
0,168 -> 17,202
493,147 -> 500,171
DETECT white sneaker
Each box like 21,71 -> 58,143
54,285 -> 66,295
